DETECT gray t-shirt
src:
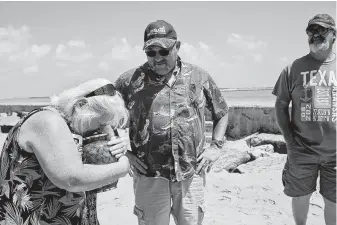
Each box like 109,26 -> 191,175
273,54 -> 336,156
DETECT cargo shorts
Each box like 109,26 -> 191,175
282,144 -> 336,203
132,172 -> 206,225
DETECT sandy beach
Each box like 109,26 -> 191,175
0,121 -> 325,225
94,150 -> 324,225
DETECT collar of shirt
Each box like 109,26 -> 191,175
165,59 -> 180,88
146,57 -> 181,88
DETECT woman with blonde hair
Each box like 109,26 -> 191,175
0,78 -> 130,225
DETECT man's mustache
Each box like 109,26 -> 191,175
309,36 -> 325,44
154,60 -> 166,65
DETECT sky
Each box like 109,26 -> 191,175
0,1 -> 336,99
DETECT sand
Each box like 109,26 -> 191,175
0,131 -> 325,225
96,154 -> 324,225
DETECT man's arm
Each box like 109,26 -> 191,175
211,113 -> 228,146
202,71 -> 229,147
196,113 -> 228,174
274,97 -> 296,144
196,69 -> 229,174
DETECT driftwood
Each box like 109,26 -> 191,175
248,144 -> 274,160
211,136 -> 253,173
236,153 -> 286,174
245,133 -> 287,154
210,133 -> 260,173
212,149 -> 251,173
211,133 -> 286,173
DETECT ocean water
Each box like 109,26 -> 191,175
0,89 -> 275,108
0,97 -> 50,105
221,89 -> 275,107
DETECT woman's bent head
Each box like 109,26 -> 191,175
50,78 -> 128,135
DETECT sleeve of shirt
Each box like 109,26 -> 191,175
114,69 -> 135,103
272,66 -> 292,102
203,71 -> 229,121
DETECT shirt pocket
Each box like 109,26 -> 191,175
189,83 -> 205,110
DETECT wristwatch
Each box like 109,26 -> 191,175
211,139 -> 225,149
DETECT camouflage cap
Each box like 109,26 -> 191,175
143,20 -> 177,50
306,13 -> 336,31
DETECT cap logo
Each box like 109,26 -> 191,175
147,26 -> 166,37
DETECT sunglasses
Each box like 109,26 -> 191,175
145,49 -> 172,57
85,83 -> 116,98
306,27 -> 331,37
145,42 -> 176,57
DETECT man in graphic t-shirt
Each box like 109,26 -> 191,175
273,14 -> 336,225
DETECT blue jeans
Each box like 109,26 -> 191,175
133,172 -> 206,225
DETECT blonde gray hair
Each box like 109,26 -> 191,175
50,78 -> 128,134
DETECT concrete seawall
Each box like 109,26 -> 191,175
204,106 -> 283,140
225,106 -> 282,139
0,102 -> 48,114
1,102 -> 285,139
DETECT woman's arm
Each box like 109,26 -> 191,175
19,110 -> 129,192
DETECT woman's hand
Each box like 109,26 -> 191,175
107,136 -> 129,159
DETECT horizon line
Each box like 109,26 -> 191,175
0,87 -> 274,101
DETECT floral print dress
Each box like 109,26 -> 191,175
0,108 -> 99,225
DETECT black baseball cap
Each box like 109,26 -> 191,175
143,20 -> 177,50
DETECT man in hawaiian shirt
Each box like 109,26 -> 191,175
114,20 -> 229,225
273,14 -> 336,225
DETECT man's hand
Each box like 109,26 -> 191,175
196,145 -> 222,174
107,136 -> 129,159
125,151 -> 148,175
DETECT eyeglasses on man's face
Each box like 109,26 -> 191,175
306,26 -> 331,37
145,42 -> 176,57
146,49 -> 171,57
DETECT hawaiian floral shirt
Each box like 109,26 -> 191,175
115,57 -> 228,181
0,108 -> 99,225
